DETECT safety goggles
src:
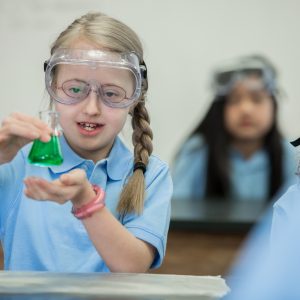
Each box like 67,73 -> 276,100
44,49 -> 147,108
212,57 -> 277,97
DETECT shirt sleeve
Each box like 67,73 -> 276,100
0,150 -> 26,235
171,135 -> 207,200
271,181 -> 300,248
122,157 -> 173,269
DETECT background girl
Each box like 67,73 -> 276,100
172,54 -> 295,202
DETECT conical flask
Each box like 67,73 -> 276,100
28,110 -> 63,166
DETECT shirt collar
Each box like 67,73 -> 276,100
105,136 -> 133,180
230,147 -> 266,164
50,135 -> 133,180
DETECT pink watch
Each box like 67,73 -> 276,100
71,185 -> 105,219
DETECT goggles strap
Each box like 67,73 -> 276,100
44,59 -> 147,78
44,60 -> 49,72
140,61 -> 147,80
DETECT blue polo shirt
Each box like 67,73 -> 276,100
0,135 -> 172,272
271,178 -> 300,246
223,180 -> 300,300
172,135 -> 296,201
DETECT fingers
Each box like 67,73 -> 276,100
24,177 -> 72,204
0,121 -> 40,142
1,112 -> 53,142
10,112 -> 52,132
59,169 -> 87,186
24,169 -> 92,206
24,177 -> 50,200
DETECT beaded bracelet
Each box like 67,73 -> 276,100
71,185 -> 105,220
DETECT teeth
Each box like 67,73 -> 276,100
80,122 -> 97,131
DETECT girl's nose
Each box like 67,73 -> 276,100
239,97 -> 254,112
82,89 -> 102,115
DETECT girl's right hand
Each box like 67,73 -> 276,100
0,112 -> 53,164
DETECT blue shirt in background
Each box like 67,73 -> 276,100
224,177 -> 300,300
172,135 -> 296,201
0,135 -> 173,272
271,178 -> 300,250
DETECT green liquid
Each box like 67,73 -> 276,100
28,135 -> 63,166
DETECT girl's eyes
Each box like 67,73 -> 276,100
59,80 -> 127,103
227,95 -> 240,105
102,86 -> 126,103
103,89 -> 119,98
227,92 -> 269,105
61,80 -> 87,98
69,87 -> 83,94
68,87 -> 82,95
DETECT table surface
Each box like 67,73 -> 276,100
170,198 -> 268,231
0,271 -> 229,300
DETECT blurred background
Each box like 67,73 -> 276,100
1,0 -> 300,165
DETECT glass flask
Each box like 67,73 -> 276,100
28,110 -> 63,166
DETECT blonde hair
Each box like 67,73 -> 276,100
51,12 -> 153,215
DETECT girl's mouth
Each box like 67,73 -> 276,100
77,122 -> 104,136
78,122 -> 100,131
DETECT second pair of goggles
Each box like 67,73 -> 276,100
44,48 -> 147,108
211,56 -> 278,97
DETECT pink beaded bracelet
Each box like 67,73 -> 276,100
71,185 -> 105,220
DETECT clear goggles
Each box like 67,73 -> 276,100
44,49 -> 147,108
211,59 -> 277,97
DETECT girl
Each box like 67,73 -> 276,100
172,54 -> 295,202
0,12 -> 172,272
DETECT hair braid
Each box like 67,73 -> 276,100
117,96 -> 153,215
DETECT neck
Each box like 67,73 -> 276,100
231,139 -> 264,159
64,136 -> 114,164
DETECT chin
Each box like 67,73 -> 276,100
237,135 -> 263,142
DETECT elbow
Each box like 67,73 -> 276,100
108,259 -> 152,273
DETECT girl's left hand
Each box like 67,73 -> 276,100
24,169 -> 96,207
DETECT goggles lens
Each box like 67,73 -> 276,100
213,66 -> 277,98
57,79 -> 128,105
216,68 -> 263,86
214,68 -> 267,96
45,49 -> 144,108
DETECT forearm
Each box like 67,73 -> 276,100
24,172 -> 157,272
81,207 -> 155,273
